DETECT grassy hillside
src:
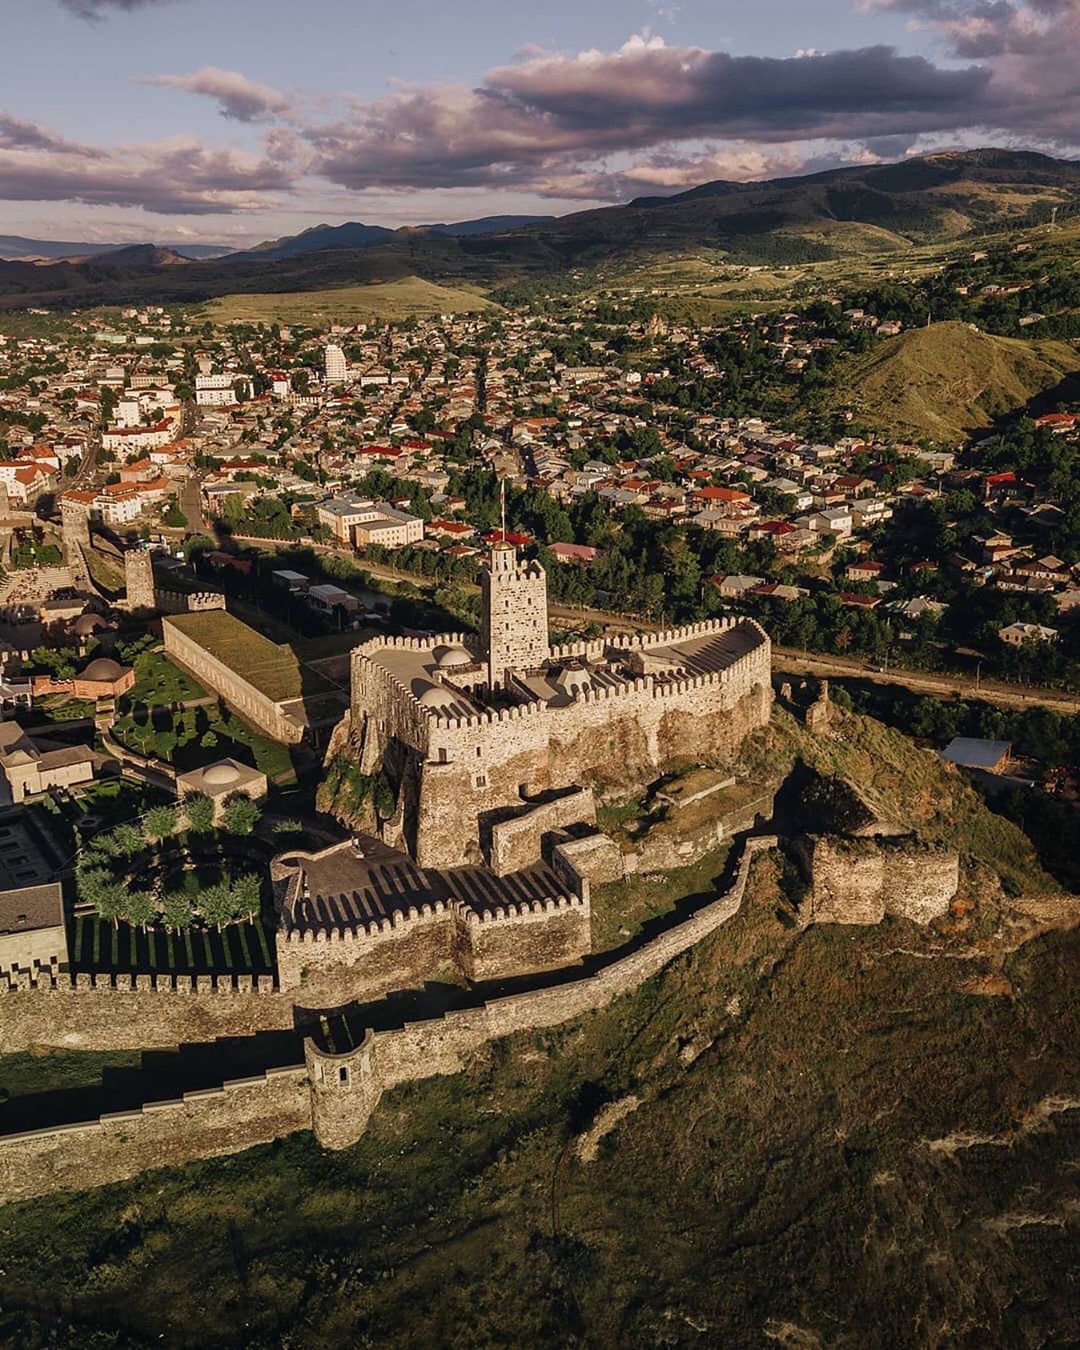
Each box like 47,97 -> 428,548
832,320 -> 1080,440
203,276 -> 498,325
0,871 -> 1074,1346
0,709 -> 1074,1345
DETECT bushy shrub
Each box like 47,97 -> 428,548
222,794 -> 260,836
183,793 -> 216,834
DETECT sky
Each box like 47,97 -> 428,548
2,0 -> 1079,246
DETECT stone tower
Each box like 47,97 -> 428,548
124,547 -> 156,613
60,494 -> 91,563
481,544 -> 550,689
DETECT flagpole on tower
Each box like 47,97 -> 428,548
500,477 -> 507,544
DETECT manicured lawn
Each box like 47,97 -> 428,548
110,701 -> 296,783
124,650 -> 206,707
70,913 -> 275,977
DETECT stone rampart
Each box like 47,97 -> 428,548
274,857 -> 591,995
0,1066 -> 309,1205
163,618 -> 304,745
0,835 -> 777,1202
797,834 -> 959,926
488,787 -> 596,875
306,834 -> 778,1150
155,588 -> 226,615
0,972 -> 291,1055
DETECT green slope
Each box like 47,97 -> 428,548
832,320 -> 1080,441
0,712 -> 1075,1345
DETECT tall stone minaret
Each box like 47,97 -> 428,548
481,544 -> 550,689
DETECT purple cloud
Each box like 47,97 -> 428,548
140,67 -> 292,122
0,131 -> 293,214
301,35 -> 990,197
58,0 -> 185,19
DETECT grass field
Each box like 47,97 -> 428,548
0,869 -> 1073,1346
123,650 -> 206,707
833,319 -> 1080,440
164,611 -> 310,702
202,276 -> 498,325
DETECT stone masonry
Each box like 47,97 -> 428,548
796,834 -> 960,926
341,543 -> 772,870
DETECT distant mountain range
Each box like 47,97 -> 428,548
2,150 -> 1079,310
0,235 -> 231,262
234,214 -> 554,260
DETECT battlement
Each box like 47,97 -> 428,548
280,896 -> 452,945
154,588 -> 226,615
0,966 -> 277,995
618,616 -> 747,651
459,891 -> 587,926
355,630 -> 475,657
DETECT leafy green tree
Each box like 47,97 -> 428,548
76,864 -> 112,908
97,884 -> 130,928
124,890 -> 158,930
222,794 -> 260,836
231,873 -> 261,921
183,793 -> 216,834
30,645 -> 76,679
161,891 -> 194,931
112,822 -> 146,856
143,805 -> 178,842
200,882 -> 237,930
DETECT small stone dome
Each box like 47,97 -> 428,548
80,657 -> 125,682
416,681 -> 459,708
202,761 -> 241,787
435,645 -> 473,669
73,613 -> 108,637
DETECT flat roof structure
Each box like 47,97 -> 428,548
941,738 -> 1012,772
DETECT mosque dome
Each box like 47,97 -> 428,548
80,657 -> 125,682
416,681 -> 460,708
203,761 -> 241,787
435,645 -> 474,669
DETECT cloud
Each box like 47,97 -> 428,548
0,126 -> 293,214
299,34 -> 990,198
58,0 -> 184,19
140,67 -> 292,122
0,112 -> 88,155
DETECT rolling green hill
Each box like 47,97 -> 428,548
0,711 -> 1076,1345
832,320 -> 1080,441
3,149 -> 1080,312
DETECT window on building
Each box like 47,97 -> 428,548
339,1066 -> 349,1085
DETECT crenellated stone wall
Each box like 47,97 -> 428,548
346,617 -> 772,868
0,1067 -> 310,1205
305,835 -> 779,1151
273,860 -> 591,995
0,836 -> 777,1202
154,588 -> 226,615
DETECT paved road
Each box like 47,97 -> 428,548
208,542 -> 1080,713
773,647 -> 1080,715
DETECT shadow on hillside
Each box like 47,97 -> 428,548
0,1029 -> 305,1137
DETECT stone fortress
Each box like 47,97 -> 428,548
341,541 -> 773,869
0,542 -> 967,1205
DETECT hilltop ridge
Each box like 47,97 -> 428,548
832,320 -> 1080,440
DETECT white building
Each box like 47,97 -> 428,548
195,373 -> 238,408
324,344 -> 348,386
